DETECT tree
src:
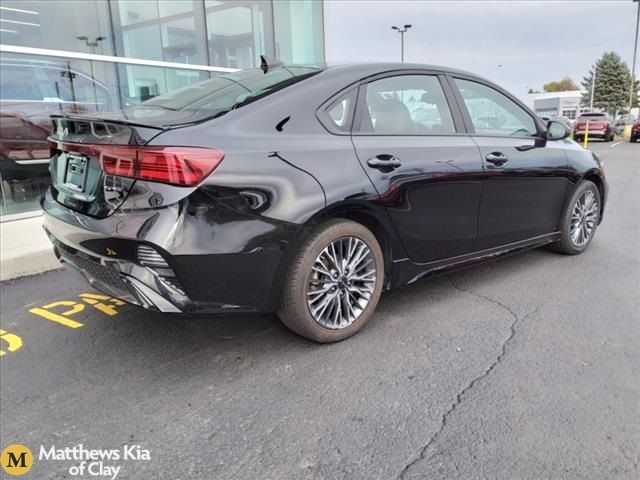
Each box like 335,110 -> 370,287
543,77 -> 578,92
581,51 -> 639,116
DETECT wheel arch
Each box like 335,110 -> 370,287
581,169 -> 606,222
302,202 -> 407,289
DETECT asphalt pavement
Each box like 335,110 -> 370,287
1,140 -> 638,480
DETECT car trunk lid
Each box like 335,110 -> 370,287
49,115 -> 163,218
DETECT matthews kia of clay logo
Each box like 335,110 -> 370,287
1,444 -> 33,476
2,443 -> 151,479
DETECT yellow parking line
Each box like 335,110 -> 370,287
0,329 -> 23,356
79,293 -> 125,316
29,307 -> 84,328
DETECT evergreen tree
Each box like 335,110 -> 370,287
581,52 -> 638,116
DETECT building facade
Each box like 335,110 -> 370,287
0,0 -> 325,218
521,90 -> 586,122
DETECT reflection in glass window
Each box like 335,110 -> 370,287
0,54 -> 119,216
455,79 -> 537,137
0,0 -> 113,54
117,64 -> 209,106
113,0 -> 206,64
205,0 -> 274,69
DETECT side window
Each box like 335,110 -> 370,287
358,75 -> 455,135
319,88 -> 356,133
454,78 -> 537,137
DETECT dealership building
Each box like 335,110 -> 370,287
521,90 -> 586,121
0,0 -> 325,219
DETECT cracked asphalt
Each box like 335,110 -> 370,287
1,142 -> 638,480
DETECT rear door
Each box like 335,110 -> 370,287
449,77 -> 569,250
351,72 -> 484,264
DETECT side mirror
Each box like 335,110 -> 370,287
546,120 -> 570,140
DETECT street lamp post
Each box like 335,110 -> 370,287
590,66 -> 597,112
628,0 -> 639,121
391,24 -> 412,62
76,36 -> 106,109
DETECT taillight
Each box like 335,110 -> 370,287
99,146 -> 223,186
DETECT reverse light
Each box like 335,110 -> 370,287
100,146 -> 224,186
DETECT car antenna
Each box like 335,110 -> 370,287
260,55 -> 284,74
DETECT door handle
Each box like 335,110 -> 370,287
367,154 -> 402,170
485,152 -> 508,166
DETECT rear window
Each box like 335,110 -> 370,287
579,113 -> 607,120
125,66 -> 321,124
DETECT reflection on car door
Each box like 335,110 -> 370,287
451,77 -> 570,250
351,73 -> 484,263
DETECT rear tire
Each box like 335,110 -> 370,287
549,180 -> 600,255
278,219 -> 384,343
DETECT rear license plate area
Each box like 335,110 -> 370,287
64,153 -> 89,192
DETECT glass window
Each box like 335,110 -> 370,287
358,75 -> 456,135
204,0 -> 274,70
328,98 -> 350,129
273,0 -> 324,65
116,64 -> 210,107
113,0 -> 207,64
318,89 -> 356,133
131,66 -> 320,123
455,79 -> 537,137
0,0 -> 113,54
0,53 -> 119,217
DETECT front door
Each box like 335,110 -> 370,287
351,73 -> 484,264
451,77 -> 570,250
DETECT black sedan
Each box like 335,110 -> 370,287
43,61 -> 607,342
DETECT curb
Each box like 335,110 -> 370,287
1,248 -> 61,282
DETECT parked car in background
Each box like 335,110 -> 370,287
613,117 -> 627,136
42,62 -> 607,342
573,112 -> 614,142
0,58 -> 111,215
631,120 -> 640,143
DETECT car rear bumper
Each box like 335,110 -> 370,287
46,227 -> 187,313
574,130 -> 607,138
42,189 -> 302,314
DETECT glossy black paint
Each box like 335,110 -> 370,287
42,63 -> 608,314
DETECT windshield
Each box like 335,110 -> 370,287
124,66 -> 321,124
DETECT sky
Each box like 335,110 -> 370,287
324,0 -> 640,96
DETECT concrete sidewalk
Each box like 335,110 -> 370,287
0,215 -> 60,281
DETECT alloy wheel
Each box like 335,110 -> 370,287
306,236 -> 377,329
570,189 -> 599,248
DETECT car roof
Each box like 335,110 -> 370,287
322,62 -> 480,79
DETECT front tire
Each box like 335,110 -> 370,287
278,219 -> 384,343
549,181 -> 601,255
